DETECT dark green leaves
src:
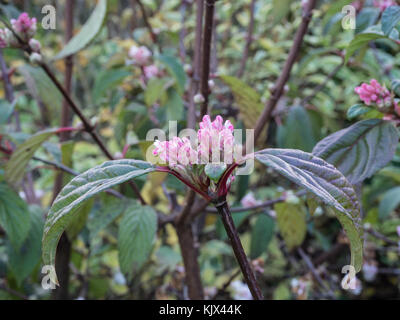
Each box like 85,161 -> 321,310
382,6 -> 400,36
313,119 -> 399,184
250,214 -> 275,259
378,186 -> 400,220
347,104 -> 373,120
255,149 -> 363,271
93,69 -> 130,104
42,159 -> 155,268
157,54 -> 186,94
118,204 -> 157,280
54,0 -> 108,60
0,183 -> 30,250
5,129 -> 58,188
345,32 -> 388,63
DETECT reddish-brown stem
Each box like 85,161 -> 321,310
214,198 -> 263,300
237,0 -> 256,78
136,0 -> 159,48
253,0 -> 317,144
51,0 -> 75,300
199,0 -> 216,118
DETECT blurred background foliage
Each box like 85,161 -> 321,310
0,0 -> 399,300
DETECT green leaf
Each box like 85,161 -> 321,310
165,87 -> 184,122
219,75 -> 265,144
277,106 -> 318,152
144,78 -> 168,107
271,0 -> 291,23
42,159 -> 155,269
0,99 -> 16,125
382,6 -> 400,36
255,149 -> 363,272
53,0 -> 108,60
93,69 -> 130,104
5,129 -> 58,188
0,183 -> 30,250
7,205 -> 43,286
346,104 -> 373,120
275,202 -> 306,251
313,119 -> 399,184
250,214 -> 275,258
88,197 -> 130,241
378,186 -> 400,220
118,204 -> 157,280
157,54 -> 186,94
345,32 -> 388,63
66,198 -> 93,240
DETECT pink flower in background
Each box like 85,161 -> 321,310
354,79 -> 392,107
373,0 -> 397,11
28,38 -> 41,52
241,192 -> 261,208
351,0 -> 363,10
143,64 -> 159,79
0,29 -> 7,48
11,12 -> 37,39
128,45 -> 151,66
153,115 -> 243,200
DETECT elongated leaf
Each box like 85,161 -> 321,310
313,119 -> 399,184
250,214 -> 275,258
345,32 -> 387,63
382,6 -> 400,36
42,159 -> 155,269
8,205 -> 43,286
165,88 -> 184,122
54,0 -> 108,60
255,148 -> 363,271
93,69 -> 130,104
275,203 -> 306,251
118,204 -> 157,280
219,75 -> 266,145
346,104 -> 373,120
5,129 -> 58,187
378,186 -> 400,220
157,54 -> 186,94
0,183 -> 30,250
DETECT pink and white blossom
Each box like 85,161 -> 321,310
11,12 -> 37,40
241,192 -> 261,208
354,79 -> 392,107
29,38 -> 41,52
143,64 -> 159,79
128,45 -> 151,66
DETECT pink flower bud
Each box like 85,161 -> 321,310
241,192 -> 261,208
143,64 -> 159,79
128,45 -> 151,66
355,79 -> 391,107
11,12 -> 37,40
193,93 -> 205,104
29,38 -> 41,52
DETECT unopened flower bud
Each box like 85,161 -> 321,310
29,38 -> 41,52
208,79 -> 215,89
29,52 -> 42,64
194,93 -> 205,104
128,45 -> 151,66
184,64 -> 193,76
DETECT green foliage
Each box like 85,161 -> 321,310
378,186 -> 400,220
42,160 -> 155,269
54,0 -> 108,60
275,202 -> 306,251
250,213 -> 275,258
382,6 -> 400,36
255,149 -> 363,271
313,119 -> 399,184
118,204 -> 157,280
0,183 -> 30,250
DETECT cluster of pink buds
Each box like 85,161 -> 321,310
373,0 -> 397,11
153,115 -> 244,200
128,45 -> 160,81
0,12 -> 40,54
355,79 -> 400,119
355,79 -> 392,107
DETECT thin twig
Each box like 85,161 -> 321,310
199,0 -> 217,118
212,269 -> 240,299
136,0 -> 159,48
237,0 -> 256,78
214,197 -> 263,300
253,0 -> 317,144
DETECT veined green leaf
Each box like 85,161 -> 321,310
0,183 -> 30,250
275,202 -> 306,251
382,6 -> 400,36
118,204 -> 157,280
346,104 -> 373,120
255,149 -> 363,272
42,159 -> 155,270
378,186 -> 400,220
345,32 -> 388,63
313,119 -> 399,184
53,0 -> 108,60
5,129 -> 59,188
8,205 -> 43,286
